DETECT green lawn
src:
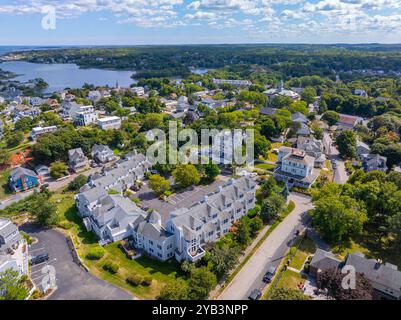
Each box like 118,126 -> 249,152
255,163 -> 276,171
276,269 -> 306,291
288,237 -> 317,270
54,191 -> 188,300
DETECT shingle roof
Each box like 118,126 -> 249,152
310,249 -> 341,272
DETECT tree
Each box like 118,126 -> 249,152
209,246 -> 240,279
50,161 -> 69,179
311,121 -> 324,140
235,219 -> 251,246
67,174 -> 88,191
172,164 -> 200,188
301,87 -> 317,104
261,194 -> 285,223
0,269 -> 28,300
6,132 -> 24,148
188,267 -> 217,300
336,130 -> 357,159
204,164 -> 220,181
317,268 -> 373,300
159,279 -> 189,300
35,199 -> 58,226
311,192 -> 367,244
149,174 -> 171,196
254,133 -> 271,159
322,110 -> 340,126
249,216 -> 263,237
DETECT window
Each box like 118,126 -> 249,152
149,248 -> 154,253
157,245 -> 162,250
208,231 -> 214,237
236,208 -> 241,213
158,253 -> 162,258
223,219 -> 229,224
212,214 -> 218,219
149,240 -> 154,245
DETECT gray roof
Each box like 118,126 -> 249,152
345,253 -> 401,293
10,167 -> 38,181
68,148 -> 86,162
260,107 -> 278,116
310,249 -> 341,272
292,112 -> 308,123
91,144 -> 113,155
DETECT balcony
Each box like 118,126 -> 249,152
187,246 -> 206,262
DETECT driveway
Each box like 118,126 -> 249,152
217,193 -> 314,300
22,224 -> 133,300
323,131 -> 348,185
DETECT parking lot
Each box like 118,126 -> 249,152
136,175 -> 231,225
22,224 -> 133,300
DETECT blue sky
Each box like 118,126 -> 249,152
0,0 -> 401,45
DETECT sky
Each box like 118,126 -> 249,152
0,0 -> 401,45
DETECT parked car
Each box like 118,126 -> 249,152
248,289 -> 262,300
263,266 -> 276,283
30,253 -> 49,265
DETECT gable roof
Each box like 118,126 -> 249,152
310,249 -> 341,272
10,167 -> 38,181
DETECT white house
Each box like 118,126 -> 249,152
131,87 -> 145,96
97,116 -> 122,130
30,126 -> 58,140
274,146 -> 319,188
75,110 -> 98,126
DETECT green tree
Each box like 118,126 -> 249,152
312,188 -> 367,244
172,164 -> 200,188
35,199 -> 59,226
249,216 -> 263,238
204,164 -> 220,181
209,246 -> 240,279
149,174 -> 171,196
188,267 -> 217,300
336,130 -> 357,159
67,174 -> 88,191
235,220 -> 251,246
301,87 -> 317,105
261,194 -> 285,223
0,269 -> 28,300
6,132 -> 24,148
159,279 -> 189,300
322,110 -> 340,126
50,161 -> 69,179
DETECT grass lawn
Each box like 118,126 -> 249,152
255,163 -> 276,171
276,269 -> 305,291
0,168 -> 13,200
332,232 -> 401,269
53,191 -> 188,300
288,237 -> 317,270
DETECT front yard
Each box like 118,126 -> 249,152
288,236 -> 316,270
53,191 -> 188,300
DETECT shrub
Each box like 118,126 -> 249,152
126,275 -> 143,287
58,221 -> 73,230
142,276 -> 152,286
86,247 -> 105,260
103,261 -> 119,274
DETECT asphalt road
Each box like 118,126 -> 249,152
217,193 -> 314,300
323,131 -> 348,185
22,224 -> 134,300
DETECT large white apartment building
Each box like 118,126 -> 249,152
75,151 -> 257,262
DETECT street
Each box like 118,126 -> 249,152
217,193 -> 314,300
323,131 -> 349,185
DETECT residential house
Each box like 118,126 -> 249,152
274,146 -> 319,188
336,114 -> 363,130
259,107 -> 278,116
309,249 -> 401,300
30,125 -> 58,140
291,112 -> 308,124
68,148 -> 89,173
264,81 -> 300,101
296,136 -> 326,168
362,154 -> 388,172
12,105 -> 41,122
62,102 -> 94,121
75,110 -> 98,126
97,116 -> 122,130
30,97 -> 47,106
177,96 -> 189,112
0,219 -> 28,275
131,87 -> 145,96
354,89 -> 368,98
357,140 -> 371,158
35,164 -> 51,181
8,167 -> 42,192
91,144 -> 116,164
